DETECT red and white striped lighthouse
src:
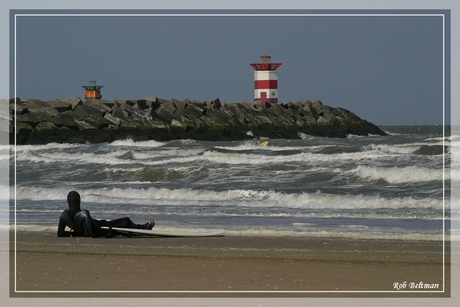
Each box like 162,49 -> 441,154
250,55 -> 282,104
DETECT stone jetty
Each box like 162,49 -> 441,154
9,97 -> 387,144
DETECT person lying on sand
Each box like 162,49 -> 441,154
57,191 -> 155,237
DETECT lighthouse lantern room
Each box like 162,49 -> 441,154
82,80 -> 103,100
250,55 -> 282,104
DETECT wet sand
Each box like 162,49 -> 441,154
11,230 -> 450,297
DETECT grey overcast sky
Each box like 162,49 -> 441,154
13,12 -> 446,126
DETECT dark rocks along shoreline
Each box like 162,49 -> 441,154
9,97 -> 387,144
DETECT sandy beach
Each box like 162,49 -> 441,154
10,230 -> 450,298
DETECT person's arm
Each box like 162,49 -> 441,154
79,210 -> 96,237
57,212 -> 72,237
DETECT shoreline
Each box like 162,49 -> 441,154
11,230 -> 450,297
12,224 -> 448,242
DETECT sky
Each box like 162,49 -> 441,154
12,12 -> 447,126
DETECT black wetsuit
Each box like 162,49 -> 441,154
57,191 -> 152,237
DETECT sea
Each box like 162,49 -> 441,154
5,125 -> 457,240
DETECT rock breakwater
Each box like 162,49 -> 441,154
9,97 -> 387,144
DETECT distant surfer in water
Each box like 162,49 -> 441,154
57,191 -> 155,237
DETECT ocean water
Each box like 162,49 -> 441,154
7,125 -> 454,240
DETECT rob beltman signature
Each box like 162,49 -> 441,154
393,281 -> 440,290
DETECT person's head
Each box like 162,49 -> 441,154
67,191 -> 81,211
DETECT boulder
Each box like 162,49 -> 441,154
206,98 -> 222,110
264,103 -> 285,117
56,126 -> 78,138
58,113 -> 80,130
161,100 -> 178,114
75,120 -> 97,131
191,100 -> 206,109
170,108 -> 185,121
286,101 -> 297,110
104,113 -> 123,126
31,121 -> 59,139
76,104 -> 104,116
300,101 -> 318,118
84,100 -> 111,113
183,104 -> 204,119
9,97 -> 21,104
312,100 -> 324,116
72,106 -> 90,120
41,106 -> 60,117
171,119 -> 184,128
111,103 -> 128,119
15,122 -> 33,144
171,98 -> 187,111
66,98 -> 83,110
10,103 -> 28,115
119,102 -> 137,117
16,109 -> 53,127
322,113 -> 341,126
135,99 -> 149,110
155,105 -> 174,123
46,100 -> 71,112
84,113 -> 110,130
130,109 -> 154,125
26,99 -> 47,112
317,116 -> 329,124
125,100 -> 137,107
252,100 -> 271,111
145,96 -> 160,106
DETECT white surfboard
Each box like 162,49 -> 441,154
101,226 -> 225,237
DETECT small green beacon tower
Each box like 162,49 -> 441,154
82,80 -> 103,100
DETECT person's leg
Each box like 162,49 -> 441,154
105,217 -> 154,229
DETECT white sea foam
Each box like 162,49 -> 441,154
352,165 -> 445,184
15,148 -> 132,165
362,143 -> 420,154
214,143 -> 315,152
107,138 -> 165,147
13,185 -> 443,212
132,148 -> 206,160
12,142 -> 83,152
197,150 -> 396,166
0,185 -> 10,200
